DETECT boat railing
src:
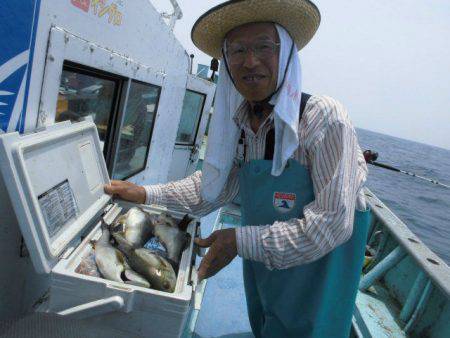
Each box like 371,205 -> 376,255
355,188 -> 449,337
362,188 -> 450,297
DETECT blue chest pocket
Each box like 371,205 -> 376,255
238,159 -> 314,225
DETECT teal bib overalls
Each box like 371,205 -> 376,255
238,147 -> 370,338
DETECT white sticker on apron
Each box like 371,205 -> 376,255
273,192 -> 296,213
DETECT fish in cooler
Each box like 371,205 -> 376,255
154,212 -> 178,228
110,207 -> 153,248
83,208 -> 193,292
94,226 -> 150,288
113,232 -> 177,292
114,207 -> 192,266
151,223 -> 191,265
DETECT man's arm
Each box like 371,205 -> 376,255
236,96 -> 368,270
105,166 -> 240,218
144,167 -> 240,217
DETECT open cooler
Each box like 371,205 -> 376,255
0,120 -> 203,338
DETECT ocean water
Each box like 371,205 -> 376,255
357,129 -> 450,265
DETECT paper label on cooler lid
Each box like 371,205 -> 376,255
38,179 -> 78,237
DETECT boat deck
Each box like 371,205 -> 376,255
189,208 -> 253,338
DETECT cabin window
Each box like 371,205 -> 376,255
111,80 -> 160,180
175,90 -> 206,145
55,62 -> 162,179
56,63 -> 122,150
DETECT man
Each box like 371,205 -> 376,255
105,1 -> 370,337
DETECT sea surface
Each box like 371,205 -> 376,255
357,129 -> 450,265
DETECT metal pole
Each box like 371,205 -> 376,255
404,280 -> 433,333
189,54 -> 194,75
399,271 -> 428,323
359,246 -> 407,291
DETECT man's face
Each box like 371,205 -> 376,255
225,23 -> 279,102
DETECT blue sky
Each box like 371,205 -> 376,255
152,0 -> 450,150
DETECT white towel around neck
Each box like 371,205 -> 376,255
200,24 -> 303,202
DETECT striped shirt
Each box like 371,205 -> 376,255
144,95 -> 368,270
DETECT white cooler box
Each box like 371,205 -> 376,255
0,120 -> 203,338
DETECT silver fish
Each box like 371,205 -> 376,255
94,227 -> 150,288
152,223 -> 191,265
111,207 -> 153,248
113,233 -> 177,293
154,212 -> 177,228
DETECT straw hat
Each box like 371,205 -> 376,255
191,0 -> 321,59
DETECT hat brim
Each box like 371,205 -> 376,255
191,0 -> 321,59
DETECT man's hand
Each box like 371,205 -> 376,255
104,180 -> 146,204
195,228 -> 237,282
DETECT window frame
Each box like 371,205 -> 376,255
175,89 -> 207,147
39,28 -> 166,180
110,79 -> 162,180
59,61 -> 126,163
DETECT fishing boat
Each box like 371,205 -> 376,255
0,1 -> 448,337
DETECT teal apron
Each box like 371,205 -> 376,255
238,159 -> 371,338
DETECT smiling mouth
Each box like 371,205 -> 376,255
242,74 -> 266,84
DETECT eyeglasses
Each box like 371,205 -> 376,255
226,41 -> 280,65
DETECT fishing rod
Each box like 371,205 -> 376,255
363,150 -> 450,190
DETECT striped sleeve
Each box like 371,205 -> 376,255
144,165 -> 240,217
236,96 -> 368,269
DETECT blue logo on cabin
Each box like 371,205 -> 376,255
0,0 -> 41,133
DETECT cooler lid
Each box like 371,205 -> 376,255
0,120 -> 111,274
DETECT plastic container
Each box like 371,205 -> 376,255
0,120 -> 201,337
